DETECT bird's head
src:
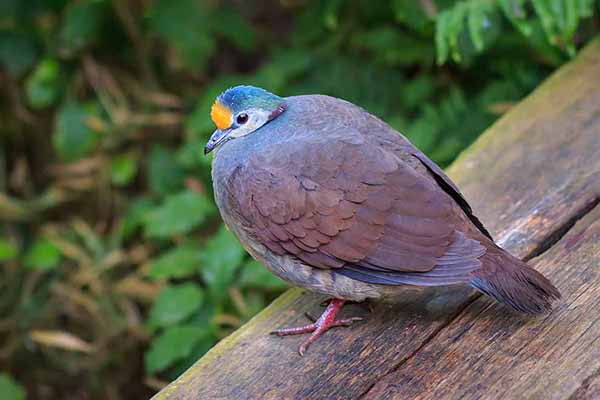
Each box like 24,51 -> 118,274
204,85 -> 286,154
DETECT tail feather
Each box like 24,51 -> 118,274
470,245 -> 561,314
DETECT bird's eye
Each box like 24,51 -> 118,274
236,113 -> 249,125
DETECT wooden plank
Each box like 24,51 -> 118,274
364,206 -> 600,400
152,38 -> 600,400
568,371 -> 600,400
445,40 -> 600,257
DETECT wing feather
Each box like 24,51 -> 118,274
230,130 -> 486,284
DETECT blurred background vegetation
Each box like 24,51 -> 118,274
0,0 -> 598,398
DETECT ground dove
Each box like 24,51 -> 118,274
204,85 -> 560,355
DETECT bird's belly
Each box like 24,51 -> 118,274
258,250 -> 385,302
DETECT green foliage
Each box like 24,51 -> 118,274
25,58 -> 64,109
60,0 -> 111,55
23,238 -> 62,270
0,238 -> 18,261
0,31 -> 37,78
145,325 -> 210,374
143,190 -> 215,238
148,283 -> 205,329
0,0 -> 597,398
148,242 -> 202,279
110,153 -> 138,186
147,146 -> 186,196
238,260 -> 288,291
0,374 -> 26,400
435,0 -> 596,64
53,101 -> 102,161
200,226 -> 247,301
147,0 -> 215,70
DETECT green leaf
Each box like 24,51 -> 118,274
147,146 -> 185,196
25,58 -> 63,109
59,0 -> 109,54
0,31 -> 37,77
121,197 -> 156,240
290,1 -> 328,45
166,333 -> 216,378
238,260 -> 287,291
212,9 -> 257,52
520,19 -> 566,65
447,2 -> 468,62
53,101 -> 100,161
0,238 -> 18,262
200,225 -> 246,300
147,0 -> 215,70
400,74 -> 435,110
0,1 -> 19,20
143,190 -> 214,239
176,138 -> 212,169
254,49 -> 313,92
352,26 -> 433,66
148,242 -> 202,279
145,325 -> 208,374
435,0 -> 501,64
406,105 -> 442,154
498,0 -> 533,36
0,374 -> 26,400
532,0 -> 561,45
110,153 -> 137,187
186,297 -> 218,329
392,0 -> 432,33
435,9 -> 452,64
467,2 -> 494,51
23,238 -> 62,270
148,283 -> 204,329
322,0 -> 344,30
530,0 -> 594,56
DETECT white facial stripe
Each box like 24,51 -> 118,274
229,109 -> 271,139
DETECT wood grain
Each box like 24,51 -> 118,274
446,38 -> 600,256
152,38 -> 600,400
363,206 -> 600,400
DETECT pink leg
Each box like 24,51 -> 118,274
271,299 -> 363,356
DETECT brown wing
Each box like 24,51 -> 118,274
230,131 -> 485,285
363,119 -> 494,241
411,150 -> 493,240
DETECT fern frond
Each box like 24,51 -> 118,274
435,0 -> 597,64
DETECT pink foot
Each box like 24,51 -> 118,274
271,299 -> 363,355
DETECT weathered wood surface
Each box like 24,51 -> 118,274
365,207 -> 600,400
153,38 -> 600,400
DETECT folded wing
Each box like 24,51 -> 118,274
230,131 -> 486,286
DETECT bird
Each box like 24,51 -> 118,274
204,85 -> 561,355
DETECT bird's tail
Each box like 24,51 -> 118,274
470,244 -> 561,314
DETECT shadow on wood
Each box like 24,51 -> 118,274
153,38 -> 600,400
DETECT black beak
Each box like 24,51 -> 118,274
204,128 -> 230,155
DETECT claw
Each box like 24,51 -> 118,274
366,301 -> 375,313
305,312 -> 317,322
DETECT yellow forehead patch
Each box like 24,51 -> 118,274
210,101 -> 232,130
